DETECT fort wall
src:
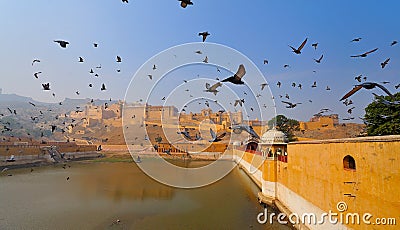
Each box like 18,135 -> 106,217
234,135 -> 400,229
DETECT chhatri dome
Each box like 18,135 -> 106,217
260,127 -> 288,145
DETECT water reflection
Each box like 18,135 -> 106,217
0,160 -> 291,229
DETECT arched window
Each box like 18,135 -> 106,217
343,155 -> 356,170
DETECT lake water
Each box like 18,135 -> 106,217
0,159 -> 291,229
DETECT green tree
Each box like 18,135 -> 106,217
364,92 -> 400,135
268,115 -> 300,141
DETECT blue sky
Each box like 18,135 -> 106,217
0,1 -> 399,122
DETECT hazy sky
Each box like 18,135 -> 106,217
0,1 -> 399,122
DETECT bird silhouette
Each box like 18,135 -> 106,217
198,31 -> 210,42
32,59 -> 40,66
314,54 -> 323,63
355,74 -> 362,82
204,82 -> 222,95
395,84 -> 400,89
153,64 -> 157,70
230,125 -> 259,139
311,43 -> 318,50
263,59 -> 269,64
101,83 -> 106,91
90,69 -> 94,74
93,42 -> 98,47
209,128 -> 226,142
311,81 -> 317,88
289,38 -> 307,54
391,40 -> 398,46
179,0 -> 193,8
260,83 -> 268,90
122,0 -> 128,3
350,48 -> 378,58
116,56 -> 122,62
277,81 -> 281,88
54,40 -> 69,48
351,37 -> 362,42
147,74 -> 152,80
203,56 -> 208,63
42,83 -> 50,90
234,99 -> 245,107
34,72 -> 42,79
380,58 -> 390,68
281,101 -> 302,108
283,64 -> 290,68
221,64 -> 246,84
340,82 -> 394,101
79,57 -> 84,62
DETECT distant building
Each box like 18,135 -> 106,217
299,114 -> 339,131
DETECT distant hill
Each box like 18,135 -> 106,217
0,94 -> 48,109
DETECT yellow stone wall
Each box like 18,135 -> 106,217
234,136 -> 400,229
285,138 -> 400,229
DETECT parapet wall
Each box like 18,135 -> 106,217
234,135 -> 400,230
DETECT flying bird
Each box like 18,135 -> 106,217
380,58 -> 390,69
347,107 -> 355,114
311,43 -> 318,50
32,59 -> 40,66
147,74 -> 152,80
350,48 -> 378,58
34,72 -> 42,79
153,64 -> 157,70
391,40 -> 398,46
179,0 -> 193,8
355,74 -> 362,82
263,59 -> 269,64
234,99 -> 245,107
260,83 -> 268,90
340,82 -> 394,101
195,50 -> 202,54
204,82 -> 222,95
277,81 -> 281,88
101,83 -> 106,91
116,56 -> 121,62
314,54 -> 323,63
29,102 -> 36,107
93,43 -> 98,47
281,101 -> 302,108
198,31 -> 210,42
311,81 -> 317,88
351,37 -> 362,42
209,128 -> 226,142
221,64 -> 246,84
54,40 -> 69,48
203,56 -> 208,63
283,64 -> 290,68
79,57 -> 84,62
230,125 -> 259,139
42,83 -> 50,90
289,38 -> 308,54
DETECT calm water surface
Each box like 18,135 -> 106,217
0,159 -> 290,230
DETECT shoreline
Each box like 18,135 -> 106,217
0,151 -> 230,172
